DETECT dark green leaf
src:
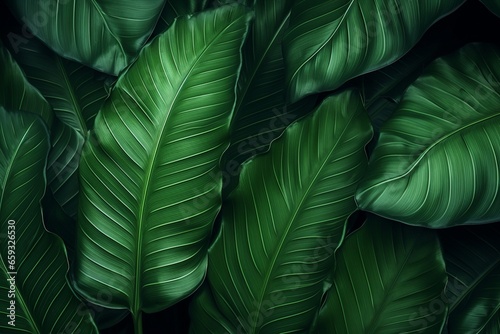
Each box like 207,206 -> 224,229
316,215 -> 447,333
283,0 -> 464,102
356,43 -> 500,227
0,108 -> 97,333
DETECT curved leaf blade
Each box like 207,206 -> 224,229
222,0 -> 316,191
0,42 -> 52,126
441,224 -> 500,333
153,0 -> 210,35
74,4 -> 251,319
5,0 -> 166,75
7,36 -> 111,219
283,0 -> 464,102
481,0 -> 500,17
0,108 -> 97,333
201,90 -> 372,333
356,43 -> 500,227
316,215 -> 447,333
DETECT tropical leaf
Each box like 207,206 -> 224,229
196,90 -> 372,333
189,285 -> 235,333
441,224 -> 500,333
73,4 -> 251,330
7,36 -> 111,219
222,0 -> 316,194
0,108 -> 97,333
153,0 -> 210,35
356,43 -> 500,228
282,0 -> 464,103
316,215 -> 448,333
5,0 -> 166,75
0,42 -> 52,125
481,0 -> 500,17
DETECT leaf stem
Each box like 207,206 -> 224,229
133,311 -> 143,334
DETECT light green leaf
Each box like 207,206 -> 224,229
0,108 -> 97,334
5,0 -> 166,75
316,215 -> 447,333
481,0 -> 500,17
0,42 -> 52,126
73,4 -> 251,328
222,0 -> 316,193
197,90 -> 372,333
441,224 -> 500,333
356,43 -> 500,227
282,0 -> 464,102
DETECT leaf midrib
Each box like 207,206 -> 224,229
252,109 -> 357,332
358,112 -> 500,196
0,121 -> 41,334
131,15 -> 244,315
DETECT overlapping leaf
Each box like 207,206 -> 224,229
283,0 -> 464,102
5,0 -> 166,75
0,42 -> 52,125
73,5 -> 251,327
222,0 -> 316,194
441,224 -> 500,333
7,37 -> 111,219
316,215 -> 448,333
193,90 -> 372,333
153,0 -> 210,35
0,108 -> 97,333
356,43 -> 500,227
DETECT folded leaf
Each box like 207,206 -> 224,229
0,108 -> 97,333
356,43 -> 500,227
316,215 -> 447,333
199,90 -> 372,333
283,0 -> 464,102
5,0 -> 165,75
0,42 -> 52,126
441,225 -> 500,333
73,4 -> 251,328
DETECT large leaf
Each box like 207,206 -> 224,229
481,0 -> 500,17
73,4 -> 251,328
316,215 -> 448,333
5,0 -> 166,75
7,36 -> 111,219
356,43 -> 500,228
194,90 -> 372,333
0,108 -> 97,333
222,0 -> 316,193
282,0 -> 464,103
0,42 -> 52,125
441,224 -> 500,333
189,285 -> 235,333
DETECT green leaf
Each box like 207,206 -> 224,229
481,0 -> 500,17
0,108 -> 97,333
7,36 -> 111,219
282,0 -> 464,102
198,90 -> 372,333
441,224 -> 500,333
189,285 -> 235,333
222,0 -> 316,191
73,4 -> 251,326
316,215 -> 448,333
5,0 -> 166,75
356,43 -> 500,227
153,0 -> 210,35
0,42 -> 52,126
